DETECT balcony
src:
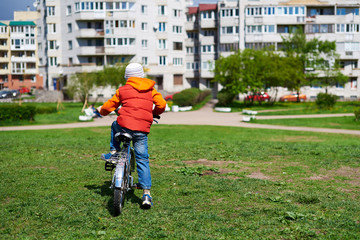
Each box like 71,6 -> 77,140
77,28 -> 105,38
200,19 -> 216,29
105,46 -> 136,55
11,68 -> 37,74
11,45 -> 36,51
74,11 -> 106,20
0,69 -> 9,74
11,56 -> 37,62
185,22 -> 199,31
79,46 -> 105,55
0,45 -> 9,50
0,56 -> 9,62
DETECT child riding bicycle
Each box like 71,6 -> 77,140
97,63 -> 166,209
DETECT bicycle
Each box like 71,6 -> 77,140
103,115 -> 160,215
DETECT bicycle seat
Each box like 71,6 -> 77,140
114,132 -> 132,142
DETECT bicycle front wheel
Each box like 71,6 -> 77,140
114,188 -> 125,215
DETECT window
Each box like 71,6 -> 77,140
350,78 -> 358,89
173,42 -> 183,50
203,30 -> 215,36
336,24 -> 360,33
159,56 -> 167,66
48,40 -> 57,50
337,8 -> 359,16
142,39 -> 148,48
173,26 -> 182,34
221,9 -> 233,17
173,58 -> 183,66
141,22 -> 148,31
68,58 -> 73,66
67,5 -> 72,15
158,39 -> 167,49
186,62 -> 199,70
68,40 -> 73,50
202,61 -> 214,70
187,32 -> 198,40
142,57 -> 148,66
173,74 -> 183,85
141,5 -> 147,14
47,23 -> 56,34
158,5 -> 166,15
47,6 -> 55,16
202,45 -> 213,53
67,23 -> 72,33
49,57 -> 57,66
158,22 -> 166,32
202,11 -> 213,19
173,9 -> 181,17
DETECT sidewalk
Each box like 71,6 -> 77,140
1,101 -> 359,135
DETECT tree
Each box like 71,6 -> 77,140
281,29 -> 347,100
67,71 -> 98,103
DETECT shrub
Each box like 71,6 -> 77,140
0,105 -> 36,121
315,93 -> 338,109
216,90 -> 235,106
197,89 -> 212,103
173,88 -> 201,106
355,108 -> 360,121
35,106 -> 58,114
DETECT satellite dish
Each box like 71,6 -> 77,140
33,2 -> 38,8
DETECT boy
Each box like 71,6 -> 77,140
97,63 -> 166,208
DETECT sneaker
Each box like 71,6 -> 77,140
141,194 -> 153,209
101,151 -> 118,162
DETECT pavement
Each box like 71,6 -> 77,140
1,100 -> 359,135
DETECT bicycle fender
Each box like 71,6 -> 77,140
114,164 -> 125,188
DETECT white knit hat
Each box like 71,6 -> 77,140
125,63 -> 144,79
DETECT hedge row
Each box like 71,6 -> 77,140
173,88 -> 212,107
0,105 -> 37,121
0,105 -> 57,121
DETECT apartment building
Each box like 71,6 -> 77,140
210,0 -> 360,100
0,11 -> 43,91
35,0 -> 194,98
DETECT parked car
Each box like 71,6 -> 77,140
164,92 -> 179,101
279,93 -> 307,102
10,90 -> 20,98
245,92 -> 270,102
0,90 -> 13,99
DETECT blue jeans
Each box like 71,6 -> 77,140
110,121 -> 151,189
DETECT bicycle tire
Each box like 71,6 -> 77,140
113,188 -> 124,215
114,162 -> 127,215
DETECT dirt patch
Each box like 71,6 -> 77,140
246,171 -> 271,180
306,166 -> 360,187
282,136 -> 324,142
184,159 -> 242,167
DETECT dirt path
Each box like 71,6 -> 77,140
1,101 -> 359,135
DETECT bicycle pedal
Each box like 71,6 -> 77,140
105,162 -> 115,171
132,183 -> 143,189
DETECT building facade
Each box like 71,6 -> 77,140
32,0 -> 360,100
0,11 -> 43,91
35,0 -> 194,99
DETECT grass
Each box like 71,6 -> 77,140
253,116 -> 360,130
0,102 -> 93,126
1,125 -> 360,239
227,101 -> 360,115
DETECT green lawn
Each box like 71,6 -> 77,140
228,101 -> 360,115
1,125 -> 360,239
253,116 -> 360,130
0,102 -> 93,126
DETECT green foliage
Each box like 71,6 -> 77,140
316,93 -> 338,109
172,88 -> 210,107
96,64 -> 127,88
35,105 -> 58,114
0,105 -> 36,121
216,89 -> 236,106
355,108 -> 360,121
67,72 -> 98,102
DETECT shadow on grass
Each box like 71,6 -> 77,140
85,181 -> 142,216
